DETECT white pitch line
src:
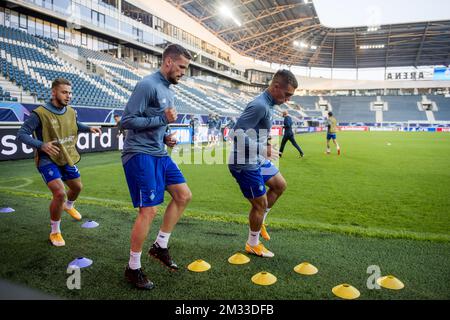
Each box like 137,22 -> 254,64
0,186 -> 130,205
0,178 -> 34,189
1,183 -> 448,242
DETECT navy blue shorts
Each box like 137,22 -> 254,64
38,163 -> 80,184
229,161 -> 279,199
327,133 -> 337,140
123,154 -> 186,208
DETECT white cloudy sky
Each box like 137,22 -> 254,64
312,0 -> 450,28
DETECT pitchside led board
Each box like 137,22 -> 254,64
0,127 -> 121,161
169,126 -> 192,144
0,125 -> 193,161
433,67 -> 450,80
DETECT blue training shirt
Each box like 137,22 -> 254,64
121,71 -> 174,164
228,90 -> 275,170
207,118 -> 216,129
283,115 -> 294,136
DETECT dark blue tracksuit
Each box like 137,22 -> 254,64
279,115 -> 304,156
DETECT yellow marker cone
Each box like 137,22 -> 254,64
228,253 -> 250,265
251,272 -> 277,286
332,284 -> 360,300
187,259 -> 211,272
294,262 -> 318,275
377,275 -> 404,290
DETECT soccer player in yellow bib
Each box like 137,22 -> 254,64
326,111 -> 341,155
17,78 -> 102,246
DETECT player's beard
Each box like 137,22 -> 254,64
56,96 -> 70,107
168,75 -> 180,84
168,70 -> 182,84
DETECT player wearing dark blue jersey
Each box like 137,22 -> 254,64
279,110 -> 304,157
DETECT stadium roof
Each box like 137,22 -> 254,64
170,0 -> 450,69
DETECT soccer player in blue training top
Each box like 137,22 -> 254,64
279,110 -> 304,158
206,114 -> 217,147
214,114 -> 222,144
228,70 -> 298,257
17,78 -> 101,247
121,44 -> 193,290
326,111 -> 341,155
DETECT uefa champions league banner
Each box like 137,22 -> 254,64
0,102 -> 190,124
0,102 -> 123,123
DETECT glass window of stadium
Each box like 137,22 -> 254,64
218,63 -> 229,72
43,21 -> 51,38
35,18 -> 44,36
87,34 -> 93,48
78,4 -> 91,22
56,0 -> 71,14
43,0 -> 53,10
91,10 -> 105,26
81,32 -> 87,46
105,15 -> 118,31
10,10 -> 18,29
19,14 -> 27,30
28,18 -> 36,34
50,23 -> 58,39
121,21 -> 133,38
65,28 -> 72,42
201,56 -> 216,69
132,27 -> 143,42
58,25 -> 65,40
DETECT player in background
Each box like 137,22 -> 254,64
326,111 -> 340,155
279,110 -> 304,158
206,114 -> 216,147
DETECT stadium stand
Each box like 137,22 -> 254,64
329,96 -> 376,123
428,95 -> 450,121
1,25 -> 449,124
290,94 -> 450,123
382,96 -> 428,122
0,85 -> 17,101
0,25 -> 127,108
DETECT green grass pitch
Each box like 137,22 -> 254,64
0,131 -> 449,299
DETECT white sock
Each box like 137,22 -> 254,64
336,144 -> 340,150
247,230 -> 260,246
128,251 -> 142,270
263,208 -> 271,224
155,230 -> 171,249
327,147 -> 331,153
65,200 -> 75,209
50,220 -> 61,234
